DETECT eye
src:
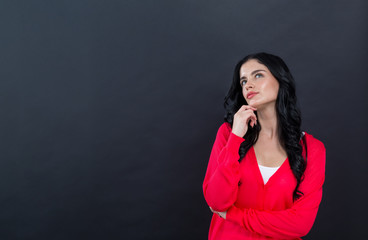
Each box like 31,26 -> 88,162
255,73 -> 263,78
240,80 -> 247,86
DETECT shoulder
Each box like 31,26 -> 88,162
218,122 -> 232,133
303,131 -> 326,156
214,122 -> 232,141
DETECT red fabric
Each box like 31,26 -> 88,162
203,122 -> 326,240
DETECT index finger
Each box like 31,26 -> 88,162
239,105 -> 257,111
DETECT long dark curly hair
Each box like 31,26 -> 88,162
224,52 -> 307,201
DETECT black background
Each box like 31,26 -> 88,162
1,0 -> 367,239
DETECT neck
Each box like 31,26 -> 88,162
257,104 -> 279,140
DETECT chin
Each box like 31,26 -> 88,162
247,101 -> 259,108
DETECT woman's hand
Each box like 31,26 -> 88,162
232,105 -> 257,137
209,206 -> 227,219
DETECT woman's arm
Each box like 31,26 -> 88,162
202,122 -> 245,212
225,140 -> 326,239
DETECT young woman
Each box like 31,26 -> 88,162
203,52 -> 326,240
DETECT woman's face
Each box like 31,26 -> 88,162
239,59 -> 279,109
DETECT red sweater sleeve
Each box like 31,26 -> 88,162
226,137 -> 326,239
203,122 -> 245,212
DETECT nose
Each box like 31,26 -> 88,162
245,81 -> 254,91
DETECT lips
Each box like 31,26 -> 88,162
247,92 -> 258,99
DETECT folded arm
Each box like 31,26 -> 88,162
226,140 -> 326,239
203,123 -> 245,211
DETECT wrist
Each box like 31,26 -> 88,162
231,129 -> 244,138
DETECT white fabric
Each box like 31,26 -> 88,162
258,164 -> 280,184
258,131 -> 304,184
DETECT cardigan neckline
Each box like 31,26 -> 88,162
250,146 -> 289,187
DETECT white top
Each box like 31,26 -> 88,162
301,131 -> 305,138
258,131 -> 305,184
258,164 -> 280,184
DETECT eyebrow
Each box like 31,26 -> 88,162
240,69 -> 266,80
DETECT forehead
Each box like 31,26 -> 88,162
239,59 -> 268,76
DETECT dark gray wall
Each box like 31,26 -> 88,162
1,0 -> 367,239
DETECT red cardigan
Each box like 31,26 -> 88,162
203,122 -> 326,240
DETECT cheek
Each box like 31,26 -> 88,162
263,80 -> 279,100
272,83 -> 280,100
270,85 -> 279,100
242,87 -> 247,99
